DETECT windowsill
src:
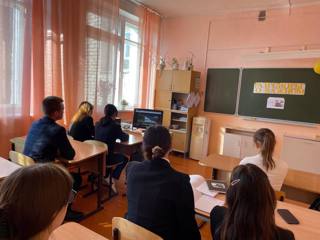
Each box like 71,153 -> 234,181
115,105 -> 135,112
118,109 -> 133,112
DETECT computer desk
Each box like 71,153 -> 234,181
115,130 -> 143,157
10,136 -> 107,219
195,193 -> 320,240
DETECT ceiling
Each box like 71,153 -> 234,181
137,0 -> 320,17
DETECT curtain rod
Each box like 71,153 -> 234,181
129,0 -> 162,17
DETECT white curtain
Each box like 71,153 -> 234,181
0,0 -> 32,157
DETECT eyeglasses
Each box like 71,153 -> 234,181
68,189 -> 77,204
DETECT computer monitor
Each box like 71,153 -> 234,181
132,108 -> 163,129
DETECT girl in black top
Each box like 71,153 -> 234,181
126,126 -> 200,240
210,164 -> 295,240
69,101 -> 94,141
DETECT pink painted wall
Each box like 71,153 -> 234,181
160,6 -> 320,158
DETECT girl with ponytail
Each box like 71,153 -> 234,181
126,125 -> 200,240
239,128 -> 288,191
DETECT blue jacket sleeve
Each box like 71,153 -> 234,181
57,127 -> 75,160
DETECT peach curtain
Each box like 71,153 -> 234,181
0,0 -> 33,157
32,0 -> 121,123
139,9 -> 161,108
32,0 -> 87,123
0,0 -> 160,157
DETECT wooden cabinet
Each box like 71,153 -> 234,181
171,131 -> 186,152
240,135 -> 258,158
154,91 -> 171,109
281,136 -> 320,174
156,70 -> 172,91
172,71 -> 191,93
154,70 -> 201,157
162,110 -> 171,128
156,70 -> 200,93
223,133 -> 241,158
222,128 -> 258,159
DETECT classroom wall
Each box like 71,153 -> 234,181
160,5 -> 320,159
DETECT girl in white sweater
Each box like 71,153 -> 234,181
240,128 -> 288,191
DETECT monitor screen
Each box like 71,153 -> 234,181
132,108 -> 163,129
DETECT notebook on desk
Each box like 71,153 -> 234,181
190,175 -> 224,214
206,180 -> 228,193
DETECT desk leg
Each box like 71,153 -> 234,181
97,154 -> 103,209
79,154 -> 104,220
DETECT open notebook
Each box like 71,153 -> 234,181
190,175 -> 224,214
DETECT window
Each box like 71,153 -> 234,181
85,11 -> 119,110
116,15 -> 141,108
0,2 -> 26,107
85,8 -> 142,109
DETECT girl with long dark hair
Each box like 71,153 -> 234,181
210,164 -> 295,240
95,104 -> 129,193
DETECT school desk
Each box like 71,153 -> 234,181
200,153 -> 320,194
49,222 -> 108,240
57,139 -> 108,219
10,136 -> 107,218
195,193 -> 320,240
11,132 -> 143,161
0,157 -> 21,181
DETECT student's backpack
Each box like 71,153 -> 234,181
309,197 -> 320,211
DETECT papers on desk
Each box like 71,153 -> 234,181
0,158 -> 21,180
196,182 -> 218,198
190,175 -> 218,198
190,175 -> 224,214
195,195 -> 224,213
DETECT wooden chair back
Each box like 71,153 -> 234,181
275,190 -> 286,201
9,151 -> 35,166
84,140 -> 108,150
67,135 -> 74,140
112,217 -> 163,240
10,137 -> 26,153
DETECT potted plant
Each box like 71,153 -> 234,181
159,56 -> 166,71
171,58 -> 179,70
120,99 -> 129,110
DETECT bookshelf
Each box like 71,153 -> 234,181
154,70 -> 200,156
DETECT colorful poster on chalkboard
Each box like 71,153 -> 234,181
253,82 -> 305,95
266,97 -> 285,110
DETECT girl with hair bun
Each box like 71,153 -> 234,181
239,128 -> 288,191
126,125 -> 200,240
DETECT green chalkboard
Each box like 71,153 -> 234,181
238,68 -> 320,123
204,69 -> 240,114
